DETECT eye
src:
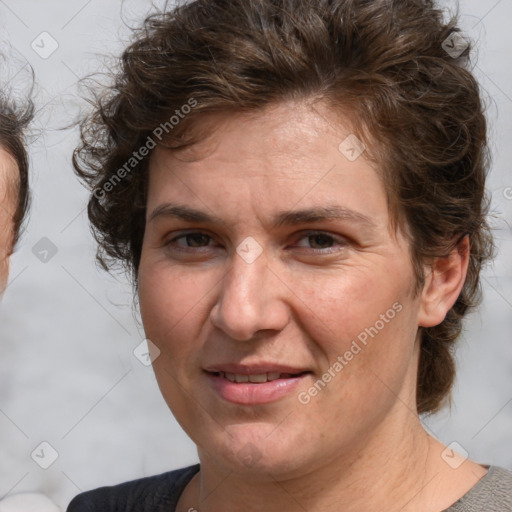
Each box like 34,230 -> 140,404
293,231 -> 349,254
164,231 -> 217,251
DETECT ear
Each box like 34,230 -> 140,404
417,235 -> 470,328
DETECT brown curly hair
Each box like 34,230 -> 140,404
73,0 -> 495,414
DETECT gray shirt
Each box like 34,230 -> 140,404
444,465 -> 512,511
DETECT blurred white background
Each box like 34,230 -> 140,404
0,0 -> 510,509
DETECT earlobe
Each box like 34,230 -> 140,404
417,235 -> 470,328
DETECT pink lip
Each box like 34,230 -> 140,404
204,369 -> 310,405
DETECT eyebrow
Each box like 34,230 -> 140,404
148,203 -> 376,230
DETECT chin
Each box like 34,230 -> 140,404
200,424 -> 313,479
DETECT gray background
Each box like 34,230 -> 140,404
0,0 -> 510,509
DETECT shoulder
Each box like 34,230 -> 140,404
66,464 -> 200,512
446,465 -> 512,511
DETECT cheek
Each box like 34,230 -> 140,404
137,262 -> 210,426
294,265 -> 408,345
137,262 -> 214,358
294,267 -> 419,401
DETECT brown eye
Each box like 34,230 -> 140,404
181,233 -> 212,247
294,231 -> 348,254
165,231 -> 216,251
307,233 -> 335,249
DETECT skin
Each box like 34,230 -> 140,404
138,100 -> 487,512
0,148 -> 18,294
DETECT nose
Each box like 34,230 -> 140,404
209,245 -> 290,342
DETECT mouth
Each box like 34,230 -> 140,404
204,368 -> 312,405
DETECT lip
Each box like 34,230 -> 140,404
203,363 -> 311,405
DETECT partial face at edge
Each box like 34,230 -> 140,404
0,147 -> 18,293
137,100 -> 426,477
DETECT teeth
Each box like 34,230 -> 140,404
248,374 -> 268,383
218,371 -> 299,383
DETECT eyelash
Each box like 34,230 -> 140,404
163,230 -> 349,255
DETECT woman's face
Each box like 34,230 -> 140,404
138,100 -> 425,477
0,148 -> 17,293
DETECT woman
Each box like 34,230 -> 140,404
68,0 -> 511,510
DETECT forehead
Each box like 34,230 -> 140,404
161,100 -> 360,165
147,100 -> 391,229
